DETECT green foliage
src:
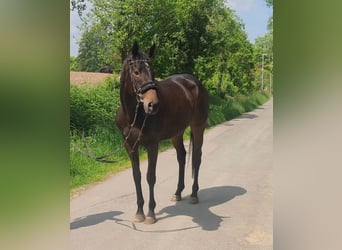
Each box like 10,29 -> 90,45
70,56 -> 79,71
196,6 -> 255,96
76,25 -> 117,72
70,126 -> 129,189
70,77 -> 120,132
76,0 -> 258,97
70,79 -> 124,189
207,92 -> 270,127
253,2 -> 273,92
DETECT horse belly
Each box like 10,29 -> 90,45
159,109 -> 192,140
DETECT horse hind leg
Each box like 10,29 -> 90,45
171,133 -> 186,202
189,125 -> 205,204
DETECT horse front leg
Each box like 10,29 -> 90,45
145,143 -> 159,224
125,143 -> 145,223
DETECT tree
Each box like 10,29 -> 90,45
71,0 -> 87,16
258,0 -> 273,71
265,0 -> 273,33
194,5 -> 255,95
265,0 -> 273,7
85,0 -> 220,77
76,24 -> 116,72
78,0 -> 258,95
253,0 -> 273,92
254,33 -> 273,70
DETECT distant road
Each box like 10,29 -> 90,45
70,99 -> 273,250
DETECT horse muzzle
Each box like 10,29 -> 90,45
139,88 -> 159,115
136,82 -> 159,115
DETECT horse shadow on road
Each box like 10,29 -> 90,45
70,211 -> 124,230
157,185 -> 246,231
70,186 -> 246,232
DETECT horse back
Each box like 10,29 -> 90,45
157,74 -> 209,126
159,74 -> 208,105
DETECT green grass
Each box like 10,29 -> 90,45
70,127 -> 124,189
208,91 -> 270,126
70,83 -> 271,191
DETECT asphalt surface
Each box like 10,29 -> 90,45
70,99 -> 273,250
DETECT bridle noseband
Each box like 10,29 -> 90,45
136,81 -> 157,95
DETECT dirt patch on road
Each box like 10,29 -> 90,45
245,229 -> 273,246
70,71 -> 113,86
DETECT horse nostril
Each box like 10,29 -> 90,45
148,102 -> 159,114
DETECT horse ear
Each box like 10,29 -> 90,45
132,41 -> 139,56
148,44 -> 156,58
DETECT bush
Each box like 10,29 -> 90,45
207,91 -> 270,127
70,56 -> 79,71
208,104 -> 226,127
70,80 -> 120,133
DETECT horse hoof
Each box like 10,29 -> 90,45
190,197 -> 199,204
171,194 -> 181,201
134,214 -> 145,223
144,216 -> 157,224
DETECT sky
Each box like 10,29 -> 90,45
70,0 -> 272,56
226,0 -> 272,40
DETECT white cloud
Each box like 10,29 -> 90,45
225,0 -> 256,12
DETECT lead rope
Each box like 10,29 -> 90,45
124,102 -> 148,153
131,113 -> 148,152
124,102 -> 140,142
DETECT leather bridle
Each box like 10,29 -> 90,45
123,59 -> 158,152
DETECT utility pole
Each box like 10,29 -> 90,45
261,53 -> 267,91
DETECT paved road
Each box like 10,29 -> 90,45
70,99 -> 273,250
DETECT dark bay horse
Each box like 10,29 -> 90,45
115,42 -> 209,224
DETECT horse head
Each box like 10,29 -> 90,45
125,42 -> 159,115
